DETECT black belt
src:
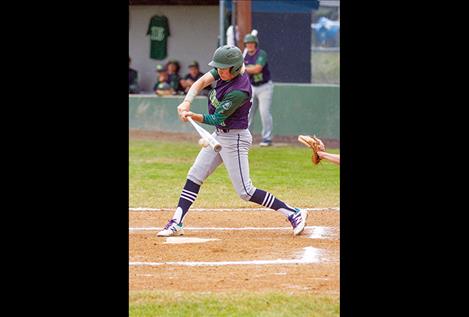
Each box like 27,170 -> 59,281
252,81 -> 268,87
216,127 -> 230,133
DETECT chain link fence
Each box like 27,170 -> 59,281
311,2 -> 339,84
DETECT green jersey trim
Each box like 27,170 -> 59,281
256,50 -> 268,66
210,68 -> 220,80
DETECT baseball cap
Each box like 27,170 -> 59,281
188,60 -> 199,68
167,60 -> 180,67
156,64 -> 167,72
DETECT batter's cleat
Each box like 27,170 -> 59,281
156,219 -> 184,237
288,208 -> 308,236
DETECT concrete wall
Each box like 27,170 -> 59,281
129,5 -> 219,93
129,84 -> 339,139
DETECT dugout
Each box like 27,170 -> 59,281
129,1 -> 339,141
129,1 -> 220,93
129,1 -> 320,91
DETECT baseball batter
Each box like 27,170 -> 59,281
157,45 -> 308,237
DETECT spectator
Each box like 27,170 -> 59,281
180,61 -> 210,96
153,64 -> 173,96
129,57 -> 139,94
166,60 -> 183,94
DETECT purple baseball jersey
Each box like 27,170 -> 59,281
244,48 -> 271,86
208,71 -> 252,129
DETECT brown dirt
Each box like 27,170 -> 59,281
129,210 -> 339,295
129,129 -> 340,148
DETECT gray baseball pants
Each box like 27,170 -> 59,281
187,128 -> 256,200
248,80 -> 274,142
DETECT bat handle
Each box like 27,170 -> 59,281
187,116 -> 198,129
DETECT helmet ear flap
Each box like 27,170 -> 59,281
230,64 -> 242,76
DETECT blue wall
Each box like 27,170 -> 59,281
252,12 -> 311,83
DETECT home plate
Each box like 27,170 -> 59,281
164,237 -> 219,244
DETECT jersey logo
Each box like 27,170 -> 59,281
221,101 -> 232,112
150,26 -> 165,41
253,73 -> 264,83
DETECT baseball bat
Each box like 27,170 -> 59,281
187,117 -> 222,152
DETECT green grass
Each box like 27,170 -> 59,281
129,139 -> 339,208
129,291 -> 339,317
129,138 -> 340,316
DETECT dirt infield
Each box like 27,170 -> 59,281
129,210 -> 339,295
129,129 -> 340,148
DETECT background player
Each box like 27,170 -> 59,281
244,33 -> 274,147
157,45 -> 308,237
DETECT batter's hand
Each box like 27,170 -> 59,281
177,101 -> 191,116
179,110 -> 194,122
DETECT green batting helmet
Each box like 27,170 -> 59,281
243,34 -> 258,46
208,45 -> 244,76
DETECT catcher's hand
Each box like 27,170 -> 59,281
298,135 -> 326,165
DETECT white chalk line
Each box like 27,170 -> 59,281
129,247 -> 322,267
164,237 -> 219,244
309,226 -> 336,239
129,225 -> 337,237
130,226 -> 298,231
129,207 -> 339,212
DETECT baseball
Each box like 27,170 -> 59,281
198,138 -> 209,147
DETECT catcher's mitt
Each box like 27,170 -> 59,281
298,135 -> 326,165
